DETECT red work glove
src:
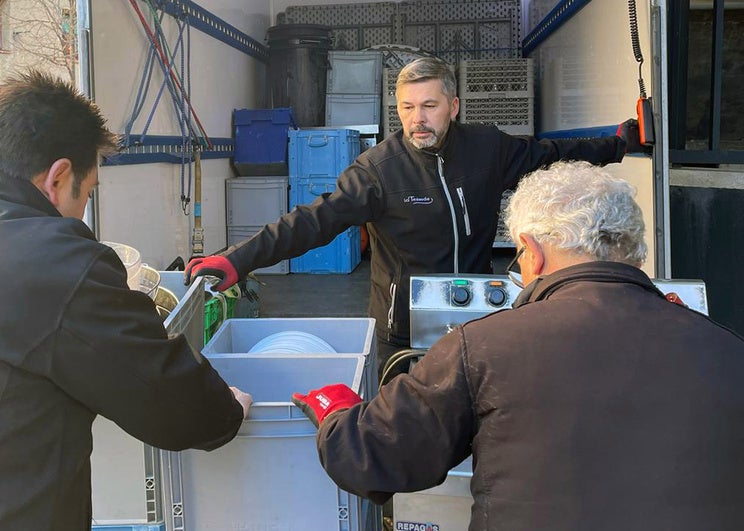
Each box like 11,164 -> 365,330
616,118 -> 646,154
291,383 -> 362,428
665,292 -> 688,308
183,255 -> 238,291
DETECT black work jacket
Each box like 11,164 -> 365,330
0,178 -> 243,530
317,262 -> 744,530
225,122 -> 625,341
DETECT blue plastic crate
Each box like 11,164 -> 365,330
233,108 -> 295,175
289,128 -> 360,178
288,175 -> 337,209
291,226 -> 361,274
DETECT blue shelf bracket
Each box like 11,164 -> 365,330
152,0 -> 268,63
522,0 -> 593,57
104,135 -> 234,166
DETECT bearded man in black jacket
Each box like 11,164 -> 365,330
186,57 -> 644,379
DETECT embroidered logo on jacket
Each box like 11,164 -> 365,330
403,195 -> 433,205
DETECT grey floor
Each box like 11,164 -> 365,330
255,256 -> 371,318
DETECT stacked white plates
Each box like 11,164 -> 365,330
248,331 -> 337,354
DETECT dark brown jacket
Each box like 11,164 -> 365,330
318,261 -> 744,530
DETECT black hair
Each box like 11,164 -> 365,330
0,70 -> 119,196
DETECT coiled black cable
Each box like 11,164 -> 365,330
628,0 -> 647,98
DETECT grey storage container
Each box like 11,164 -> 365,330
394,456 -> 474,530
203,317 -> 377,399
226,226 -> 289,274
166,353 -> 380,531
226,176 -> 288,227
91,275 -> 204,527
327,50 -> 383,94
325,93 -> 381,127
459,96 -> 534,136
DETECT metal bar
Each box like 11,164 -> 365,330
152,0 -> 268,63
522,0 -> 593,57
708,0 -> 724,151
536,125 -> 618,139
103,136 -> 233,166
667,0 -> 689,150
653,0 -> 672,279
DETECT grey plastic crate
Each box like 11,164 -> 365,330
226,227 -> 289,274
91,418 -> 164,526
459,96 -> 534,136
280,1 -> 522,63
458,58 -> 534,98
325,93 -> 381,127
383,67 -> 400,103
226,176 -> 288,227
91,275 -> 203,527
169,354 -> 380,531
327,51 -> 383,94
204,317 -> 378,398
394,456 -> 473,530
383,101 -> 401,138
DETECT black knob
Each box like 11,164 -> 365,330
487,288 -> 507,307
451,286 -> 471,306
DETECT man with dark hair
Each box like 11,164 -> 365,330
0,70 -> 252,529
185,57 -> 645,378
292,161 -> 744,531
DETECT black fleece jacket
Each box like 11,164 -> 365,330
224,122 -> 626,340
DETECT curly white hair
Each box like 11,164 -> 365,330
505,160 -> 647,265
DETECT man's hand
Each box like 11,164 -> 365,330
616,118 -> 650,154
291,383 -> 362,428
183,255 -> 238,291
230,387 -> 253,419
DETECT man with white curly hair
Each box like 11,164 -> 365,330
291,160 -> 744,530
503,159 -> 648,290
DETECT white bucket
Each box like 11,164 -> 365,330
100,241 -> 142,290
139,264 -> 161,299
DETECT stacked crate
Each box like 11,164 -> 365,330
325,51 -> 383,127
225,176 -> 290,274
382,67 -> 402,138
232,108 -> 294,176
91,274 -> 205,531
228,108 -> 293,274
458,58 -> 535,135
289,128 -> 362,273
493,189 -> 516,248
162,317 -> 379,531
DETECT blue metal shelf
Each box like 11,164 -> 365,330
537,125 -> 618,140
153,0 -> 268,62
522,0 -> 593,56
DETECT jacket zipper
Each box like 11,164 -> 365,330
387,282 -> 397,329
437,154 -> 459,273
456,187 -> 472,236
